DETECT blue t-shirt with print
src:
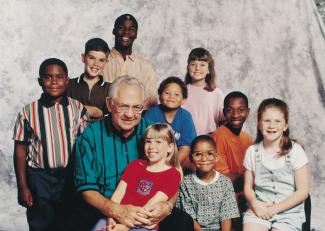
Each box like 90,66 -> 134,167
144,105 -> 197,146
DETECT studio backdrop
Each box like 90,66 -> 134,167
0,0 -> 325,230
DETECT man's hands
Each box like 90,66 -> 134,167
142,201 -> 172,228
111,203 -> 151,228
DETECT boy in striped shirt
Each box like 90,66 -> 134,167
13,58 -> 88,231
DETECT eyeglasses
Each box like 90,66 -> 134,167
112,101 -> 144,114
192,151 -> 217,160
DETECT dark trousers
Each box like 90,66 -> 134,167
25,168 -> 66,231
52,198 -> 103,231
53,201 -> 193,231
160,207 -> 194,231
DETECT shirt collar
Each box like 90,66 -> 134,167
192,170 -> 220,185
111,47 -> 136,62
77,74 -> 105,86
39,92 -> 69,108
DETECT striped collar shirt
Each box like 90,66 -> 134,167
75,115 -> 152,197
13,94 -> 89,169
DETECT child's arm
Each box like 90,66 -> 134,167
84,105 -> 103,119
13,142 -> 33,207
193,220 -> 203,231
178,146 -> 195,171
108,180 -> 140,231
143,191 -> 169,210
110,180 -> 127,204
244,169 -> 273,219
268,164 -> 309,214
220,219 -> 231,231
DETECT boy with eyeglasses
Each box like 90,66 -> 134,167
176,135 -> 239,231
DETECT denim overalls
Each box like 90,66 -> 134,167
244,144 -> 305,231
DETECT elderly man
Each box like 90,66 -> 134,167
61,76 -> 193,231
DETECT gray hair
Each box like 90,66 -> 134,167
108,75 -> 146,101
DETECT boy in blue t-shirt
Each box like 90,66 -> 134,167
144,76 -> 196,170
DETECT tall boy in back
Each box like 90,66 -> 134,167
144,76 -> 197,170
102,14 -> 158,108
67,38 -> 110,120
212,91 -> 252,230
13,58 -> 88,231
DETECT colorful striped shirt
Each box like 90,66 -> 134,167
13,94 -> 88,169
74,115 -> 151,198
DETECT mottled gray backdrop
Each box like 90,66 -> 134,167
1,0 -> 325,230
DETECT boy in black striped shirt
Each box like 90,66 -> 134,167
13,58 -> 88,231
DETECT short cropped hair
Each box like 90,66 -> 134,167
224,91 -> 249,108
189,135 -> 216,161
84,38 -> 110,54
114,14 -> 138,31
108,75 -> 145,101
158,76 -> 188,99
39,58 -> 68,78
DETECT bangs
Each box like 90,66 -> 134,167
188,54 -> 209,63
144,124 -> 173,143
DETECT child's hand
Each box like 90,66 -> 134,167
19,186 -> 33,207
251,199 -> 274,220
106,218 -> 116,231
84,105 -> 103,118
266,204 -> 279,217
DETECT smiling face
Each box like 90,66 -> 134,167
82,51 -> 107,79
39,64 -> 69,103
144,137 -> 172,166
159,83 -> 185,110
114,19 -> 137,49
224,97 -> 250,129
107,84 -> 144,138
187,60 -> 209,86
191,141 -> 219,175
258,107 -> 288,145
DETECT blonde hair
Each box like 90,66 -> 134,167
143,123 -> 182,175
